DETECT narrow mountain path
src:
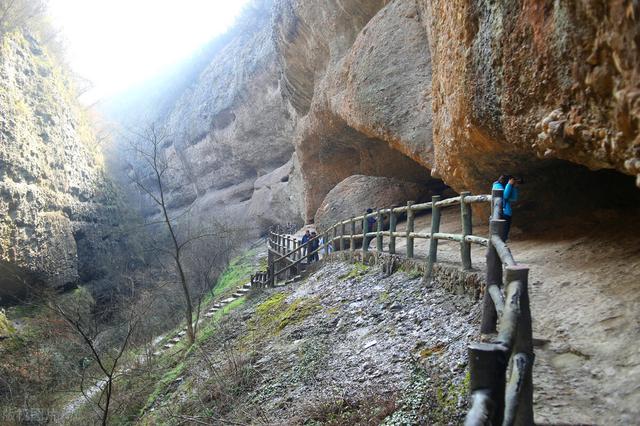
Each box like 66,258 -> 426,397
391,207 -> 640,424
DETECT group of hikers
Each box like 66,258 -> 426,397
295,173 -> 519,263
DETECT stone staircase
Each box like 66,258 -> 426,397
153,260 -> 317,355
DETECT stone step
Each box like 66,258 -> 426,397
221,297 -> 236,304
243,282 -> 252,289
153,351 -> 162,357
162,343 -> 174,350
205,312 -> 215,318
178,331 -> 186,337
237,287 -> 251,294
170,337 -> 181,344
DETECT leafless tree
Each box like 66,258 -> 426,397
126,122 -> 244,345
0,0 -> 46,36
50,287 -> 148,426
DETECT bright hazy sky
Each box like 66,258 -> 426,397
49,0 -> 250,103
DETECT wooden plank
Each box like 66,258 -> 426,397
411,201 -> 433,212
481,219 -> 505,334
496,279 -> 523,349
490,234 -> 517,266
460,191 -> 472,270
435,195 -> 462,207
503,352 -> 533,426
465,235 -> 489,246
433,232 -> 463,242
340,222 -> 345,251
464,194 -> 492,204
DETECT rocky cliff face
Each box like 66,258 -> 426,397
0,32 -> 129,300
270,0 -> 640,223
113,0 -> 640,232
419,0 -> 640,196
274,0 -> 437,220
114,1 -> 304,235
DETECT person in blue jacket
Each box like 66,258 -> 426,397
492,175 -> 519,240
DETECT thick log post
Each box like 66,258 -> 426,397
389,211 -> 397,254
491,188 -> 504,220
460,191 -> 472,270
505,265 -> 534,426
481,219 -> 506,335
406,200 -> 415,258
362,211 -> 369,254
467,342 -> 508,426
350,218 -> 356,252
333,226 -> 338,253
340,222 -> 346,252
426,195 -> 441,276
376,209 -> 383,252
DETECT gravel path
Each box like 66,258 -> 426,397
391,206 -> 640,424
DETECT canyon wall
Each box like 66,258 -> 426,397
112,1 -> 304,235
111,0 -> 640,233
419,0 -> 640,194
0,32 -> 132,300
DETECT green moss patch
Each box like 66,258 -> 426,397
249,292 -> 321,339
0,310 -> 15,338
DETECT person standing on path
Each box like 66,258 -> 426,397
492,175 -> 519,241
301,230 -> 311,263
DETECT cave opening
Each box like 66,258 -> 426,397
509,159 -> 640,232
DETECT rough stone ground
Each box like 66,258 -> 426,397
390,205 -> 640,424
145,258 -> 480,425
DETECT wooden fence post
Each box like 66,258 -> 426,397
350,218 -> 356,252
427,195 -> 441,276
503,265 -> 534,426
340,222 -> 346,252
362,211 -> 369,254
376,209 -> 383,252
406,200 -> 415,258
491,188 -> 504,220
481,219 -> 506,335
389,210 -> 397,254
467,342 -> 508,426
460,191 -> 472,270
333,226 -> 338,253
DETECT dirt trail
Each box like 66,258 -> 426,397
390,206 -> 640,424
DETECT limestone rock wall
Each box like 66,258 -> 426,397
119,1 -> 304,236
0,32 -> 129,299
274,0 -> 438,221
419,0 -> 640,192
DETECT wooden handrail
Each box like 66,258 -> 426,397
260,190 -> 533,425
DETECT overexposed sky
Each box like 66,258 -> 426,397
49,0 -> 249,102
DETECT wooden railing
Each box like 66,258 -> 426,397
253,190 -> 534,425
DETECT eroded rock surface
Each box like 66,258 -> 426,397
274,0 -> 439,221
314,175 -> 441,232
420,0 -> 640,193
116,3 -> 304,235
0,32 -> 128,298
